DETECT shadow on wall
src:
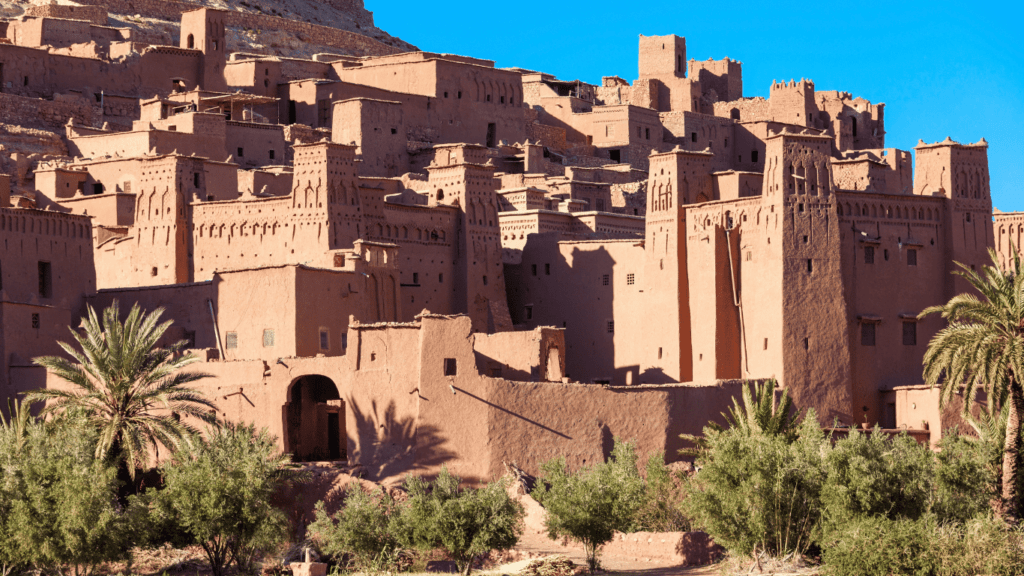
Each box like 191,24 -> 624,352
349,398 -> 456,481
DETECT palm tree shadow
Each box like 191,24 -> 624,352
348,398 -> 457,482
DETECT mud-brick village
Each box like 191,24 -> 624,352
0,1 -> 1022,575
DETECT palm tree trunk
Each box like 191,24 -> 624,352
1002,381 -> 1023,521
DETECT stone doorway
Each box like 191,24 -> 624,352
285,374 -> 346,462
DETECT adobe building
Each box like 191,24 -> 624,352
0,6 -> 1008,471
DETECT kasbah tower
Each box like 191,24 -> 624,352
0,1 -> 1006,479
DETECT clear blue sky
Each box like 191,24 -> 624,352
372,0 -> 1023,211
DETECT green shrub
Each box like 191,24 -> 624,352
394,467 -> 525,576
820,429 -> 934,530
533,439 -> 652,571
822,513 -> 1024,576
821,514 -> 938,576
633,452 -> 691,532
0,408 -> 133,576
934,430 -> 996,523
307,485 -> 400,569
144,423 -> 291,576
682,412 -> 826,557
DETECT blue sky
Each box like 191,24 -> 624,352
372,1 -> 1023,211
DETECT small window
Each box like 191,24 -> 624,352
627,273 -> 635,285
646,128 -> 650,140
444,358 -> 457,376
751,150 -> 759,163
545,263 -> 551,275
319,328 -> 330,351
798,203 -> 805,212
802,235 -> 809,243
691,132 -> 697,143
341,333 -> 348,350
803,337 -> 809,350
194,173 -> 200,187
225,332 -> 238,349
438,273 -> 444,283
966,212 -> 972,222
150,266 -> 158,277
861,323 -> 876,346
458,91 -> 462,99
531,264 -> 537,276
263,329 -> 275,347
607,321 -> 614,334
483,275 -> 488,286
444,91 -> 449,98
884,249 -> 890,261
37,261 -> 52,298
31,313 -> 40,329
763,338 -> 768,350
902,322 -> 916,346
93,183 -> 103,195
658,347 -> 663,360
237,147 -> 244,157
602,274 -> 609,286
269,150 -> 275,160
724,138 -> 728,147
907,249 -> 917,266
391,128 -> 397,135
864,246 -> 875,264
412,272 -> 419,284
807,259 -> 813,273
525,306 -> 533,320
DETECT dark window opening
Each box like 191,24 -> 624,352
500,96 -> 505,103
865,246 -> 875,264
390,128 -> 397,135
903,322 -> 916,346
341,333 -> 348,350
609,149 -> 621,163
966,212 -> 972,222
187,34 -> 194,49
691,132 -> 697,142
269,150 -> 275,160
444,358 -> 457,376
645,128 -> 650,140
798,203 -> 804,212
288,100 -> 297,124
319,328 -> 329,351
907,249 -> 918,266
884,249 -> 890,261
37,261 -> 52,298
482,275 -> 488,286
807,259 -> 813,273
852,117 -> 858,137
150,266 -> 158,277
861,323 -> 876,346
23,76 -> 28,86
412,272 -> 419,284
658,347 -> 663,359
444,91 -> 449,98
438,273 -> 444,283
194,173 -> 200,187
751,150 -> 759,163
93,183 -> 103,195
31,313 -> 39,329
545,263 -> 551,275
237,147 -> 244,157
803,337 -> 809,350
531,264 -> 537,276
486,123 -> 497,148
486,94 -> 492,102
525,306 -> 533,320
458,91 -> 462,99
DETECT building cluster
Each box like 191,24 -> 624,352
0,6 -> 1011,479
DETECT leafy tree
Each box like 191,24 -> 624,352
0,406 -> 132,576
532,439 -> 647,572
307,485 -> 400,569
394,467 -> 525,576
26,301 -> 217,479
680,379 -> 798,457
144,423 -> 290,576
633,451 -> 691,532
920,248 -> 1024,519
682,412 -> 826,557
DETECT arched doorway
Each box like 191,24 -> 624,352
285,375 -> 346,462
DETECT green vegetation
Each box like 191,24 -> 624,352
26,301 -> 217,479
141,423 -> 292,576
309,468 -> 525,576
921,248 -> 1024,520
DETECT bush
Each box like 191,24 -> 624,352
822,513 -> 1024,576
307,485 -> 400,569
533,439 -> 647,572
394,467 -> 525,576
682,412 -> 826,557
820,429 -> 934,531
0,408 -> 133,576
633,452 -> 691,532
934,429 -> 996,523
144,423 -> 291,576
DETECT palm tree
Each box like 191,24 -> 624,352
680,379 -> 798,456
920,247 -> 1024,520
25,301 -> 218,478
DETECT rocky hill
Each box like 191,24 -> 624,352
0,0 -> 416,58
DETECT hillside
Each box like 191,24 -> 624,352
0,0 -> 417,58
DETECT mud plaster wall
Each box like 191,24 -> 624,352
0,92 -> 99,131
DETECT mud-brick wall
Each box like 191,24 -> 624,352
0,93 -> 99,131
24,4 -> 108,25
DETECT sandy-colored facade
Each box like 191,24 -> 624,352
0,7 -> 1004,474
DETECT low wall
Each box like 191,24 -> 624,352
0,92 -> 99,131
